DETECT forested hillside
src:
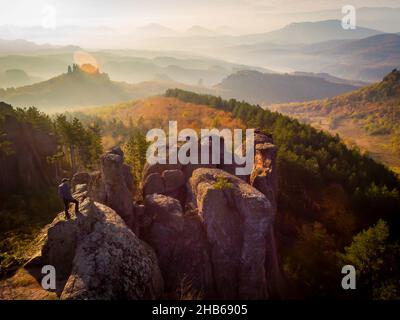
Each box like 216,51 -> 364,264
166,88 -> 400,298
273,69 -> 400,172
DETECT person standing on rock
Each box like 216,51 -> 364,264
58,178 -> 79,219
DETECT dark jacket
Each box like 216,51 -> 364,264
58,182 -> 73,200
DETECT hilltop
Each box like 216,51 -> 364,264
0,65 -> 206,110
272,69 -> 400,172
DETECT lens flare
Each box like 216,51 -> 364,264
73,51 -> 100,74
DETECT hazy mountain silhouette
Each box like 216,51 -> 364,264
216,33 -> 399,82
214,70 -> 358,105
307,33 -> 400,81
0,69 -> 41,88
236,20 -> 381,45
0,67 -> 207,110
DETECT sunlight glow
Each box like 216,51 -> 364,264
73,51 -> 100,74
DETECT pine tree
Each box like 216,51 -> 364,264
124,128 -> 149,186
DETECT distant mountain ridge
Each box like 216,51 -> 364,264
214,70 -> 358,105
0,38 -> 80,55
306,33 -> 400,82
216,32 -> 400,82
236,20 -> 382,44
291,71 -> 369,87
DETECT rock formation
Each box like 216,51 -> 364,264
71,147 -> 138,232
138,130 -> 283,299
20,129 -> 283,300
25,185 -> 163,300
250,130 -> 284,297
250,130 -> 278,213
99,148 -> 137,229
142,194 -> 213,298
189,168 -> 274,299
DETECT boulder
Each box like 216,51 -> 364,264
143,194 -> 213,297
26,190 -> 163,300
189,168 -> 276,299
162,169 -> 187,205
122,165 -> 135,194
251,142 -> 278,203
71,172 -> 91,190
143,163 -> 182,179
88,171 -> 106,204
182,163 -> 217,181
100,151 -> 136,229
143,173 -> 165,196
143,194 -> 184,293
162,169 -> 185,193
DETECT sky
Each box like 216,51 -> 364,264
1,0 -> 400,33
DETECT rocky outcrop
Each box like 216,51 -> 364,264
249,131 -> 284,297
163,169 -> 185,194
100,148 -> 137,230
19,129 -> 282,300
25,185 -> 163,300
71,172 -> 91,189
189,168 -> 275,299
72,148 -> 137,231
139,130 -> 283,299
141,166 -> 280,299
143,173 -> 165,196
250,131 -> 278,214
143,168 -> 187,205
142,194 -> 213,297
